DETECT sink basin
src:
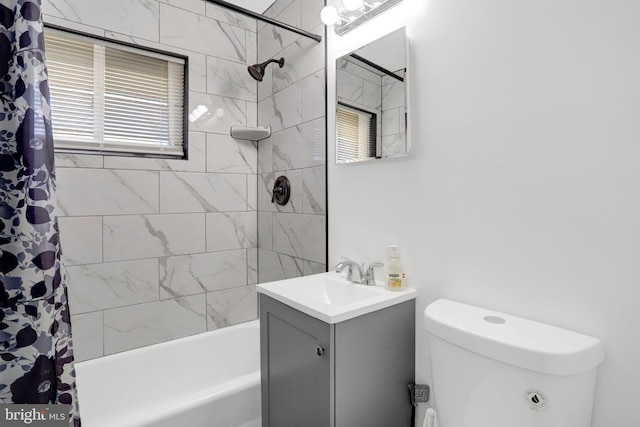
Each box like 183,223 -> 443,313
277,276 -> 381,307
257,272 -> 416,323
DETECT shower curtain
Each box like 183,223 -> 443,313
0,0 -> 80,424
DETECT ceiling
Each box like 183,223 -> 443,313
225,0 -> 275,14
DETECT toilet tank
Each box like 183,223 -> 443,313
424,299 -> 604,427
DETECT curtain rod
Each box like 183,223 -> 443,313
349,54 -> 404,82
206,0 -> 322,43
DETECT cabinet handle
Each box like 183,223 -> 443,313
315,346 -> 325,356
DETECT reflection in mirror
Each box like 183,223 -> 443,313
335,27 -> 408,164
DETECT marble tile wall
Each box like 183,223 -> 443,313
336,57 -> 406,157
42,0 -> 260,361
257,0 -> 327,282
337,57 -> 383,153
381,72 -> 407,157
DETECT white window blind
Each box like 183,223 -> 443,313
336,103 -> 376,162
44,28 -> 186,157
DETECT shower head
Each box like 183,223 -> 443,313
247,57 -> 285,82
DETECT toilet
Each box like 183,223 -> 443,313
424,299 -> 604,427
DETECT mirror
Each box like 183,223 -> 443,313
335,27 -> 408,164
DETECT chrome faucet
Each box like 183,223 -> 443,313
335,259 -> 384,286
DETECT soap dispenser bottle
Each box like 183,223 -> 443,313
385,245 -> 406,291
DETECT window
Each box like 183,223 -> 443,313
336,102 -> 377,162
44,27 -> 187,157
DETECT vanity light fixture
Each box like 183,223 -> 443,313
320,0 -> 402,35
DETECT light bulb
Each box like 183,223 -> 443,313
343,0 -> 364,11
320,5 -> 341,25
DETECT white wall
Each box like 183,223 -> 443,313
327,0 -> 640,425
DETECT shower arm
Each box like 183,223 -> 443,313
205,0 -> 323,43
261,58 -> 282,67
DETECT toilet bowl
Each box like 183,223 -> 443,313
424,299 -> 604,427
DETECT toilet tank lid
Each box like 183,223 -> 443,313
424,299 -> 604,376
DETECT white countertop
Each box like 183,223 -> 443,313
257,271 -> 417,324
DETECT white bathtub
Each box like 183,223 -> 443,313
75,320 -> 261,427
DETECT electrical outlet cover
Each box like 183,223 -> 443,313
414,384 -> 430,402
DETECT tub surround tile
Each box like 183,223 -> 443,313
159,250 -> 247,298
56,169 -> 159,216
206,56 -> 257,102
258,173 -> 277,213
382,80 -> 405,110
382,107 -> 401,137
256,6 -> 271,36
188,91 -> 247,134
167,0 -> 205,15
103,214 -> 206,262
104,295 -> 207,355
382,74 -> 395,86
257,248 -> 303,283
260,0 -> 300,60
258,211 -> 273,250
302,70 -> 325,123
187,52 -> 209,93
246,33 -> 258,70
339,58 -> 380,85
58,217 -> 103,266
206,212 -> 257,251
103,132 -> 206,172
270,118 -> 326,171
160,5 -> 245,61
258,81 -> 302,133
257,138 -> 273,174
247,102 -> 259,128
67,259 -> 159,314
272,213 -> 326,264
301,0 -> 323,30
363,79 -> 383,111
206,134 -> 257,174
302,167 -> 326,215
382,134 -> 407,157
41,14 -> 105,38
269,0 -> 296,21
257,0 -> 327,292
46,0 -> 324,360
160,172 -> 247,213
70,312 -> 104,362
247,248 -> 258,285
248,174 -> 258,211
304,260 -> 326,276
206,3 -> 257,32
206,285 -> 257,330
337,69 -> 364,105
55,153 -> 103,169
272,28 -> 324,94
44,0 -> 160,41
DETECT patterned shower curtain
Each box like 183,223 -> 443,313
0,0 -> 80,424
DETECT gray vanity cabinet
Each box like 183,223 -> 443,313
260,294 -> 415,427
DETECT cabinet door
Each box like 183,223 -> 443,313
260,295 -> 332,427
335,301 -> 415,427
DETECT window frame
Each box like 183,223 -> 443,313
44,23 -> 189,159
336,101 -> 379,163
